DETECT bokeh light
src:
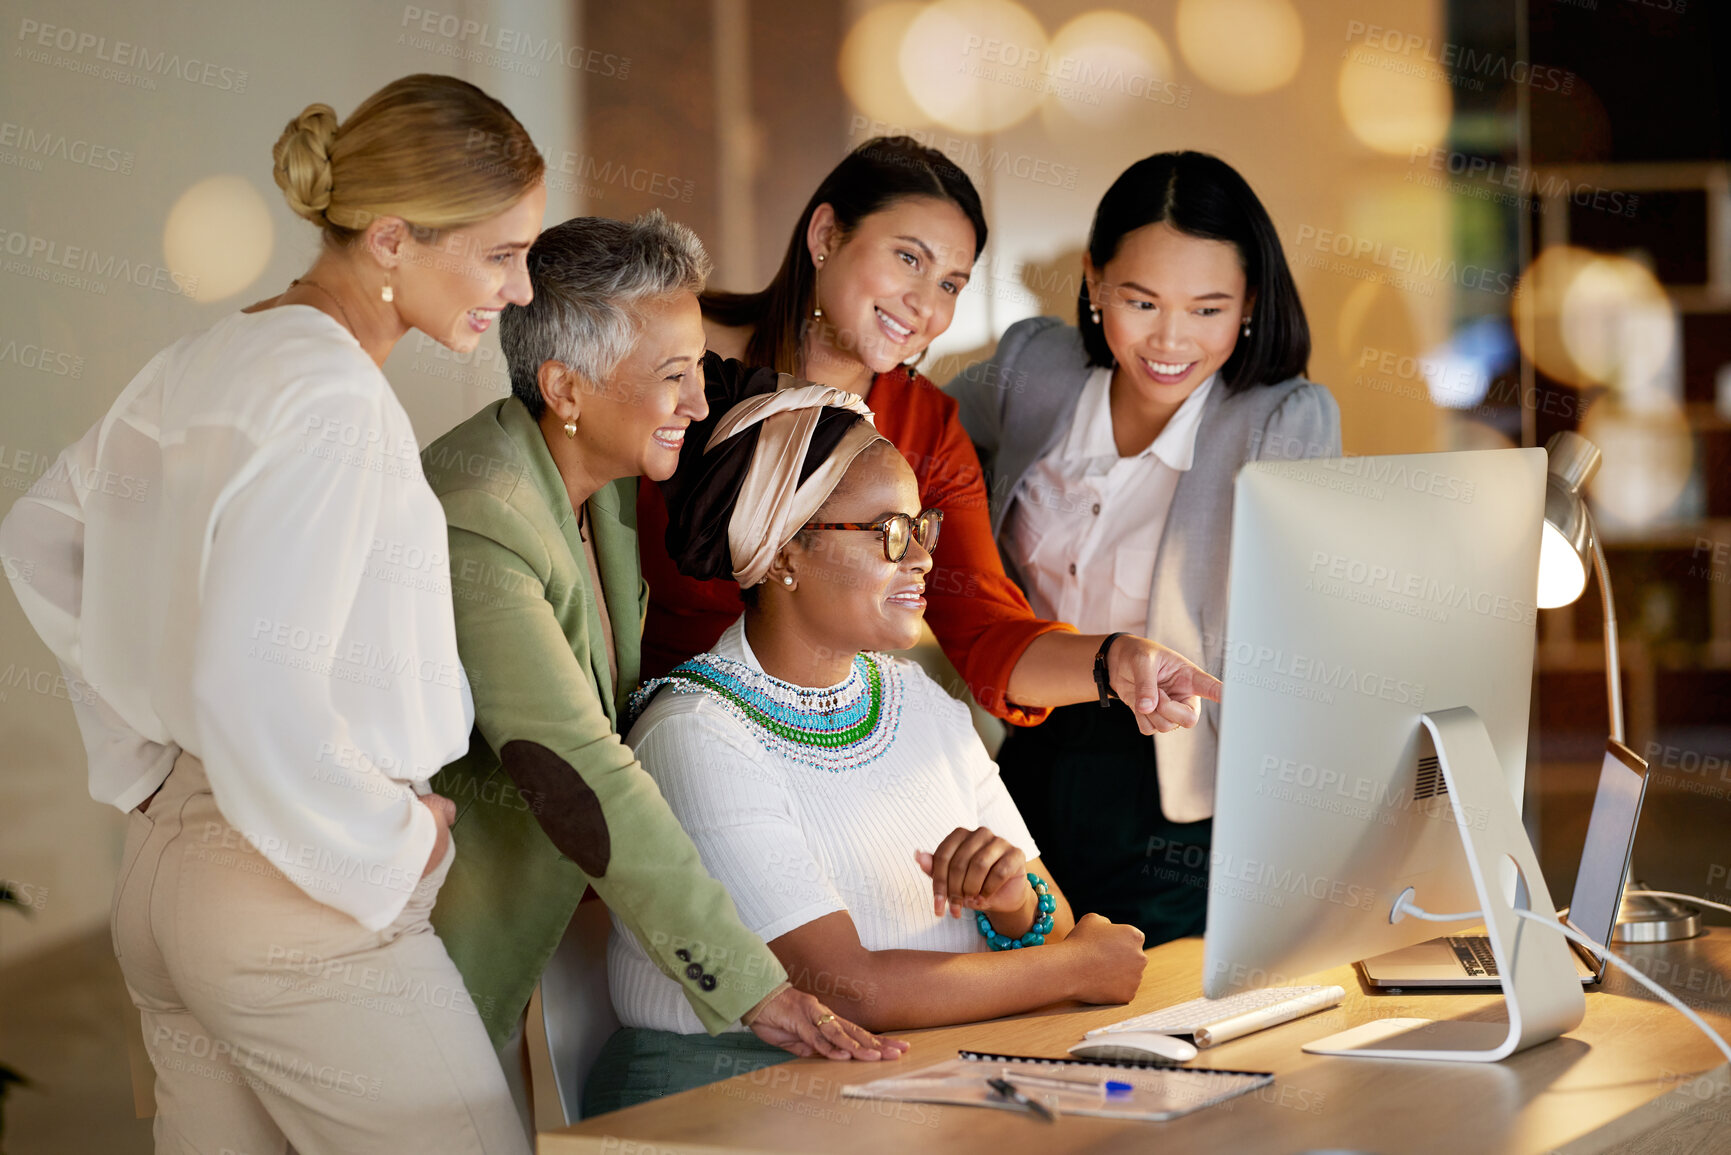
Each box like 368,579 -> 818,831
1176,0 -> 1302,97
1513,244 -> 1598,389
900,0 -> 1048,134
164,175 -> 273,304
1559,254 -> 1676,398
1580,395 -> 1694,528
1336,45 -> 1453,154
1041,11 -> 1178,127
839,3 -> 932,129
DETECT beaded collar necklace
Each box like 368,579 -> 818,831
630,650 -> 903,771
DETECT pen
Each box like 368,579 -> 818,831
1002,1070 -> 1134,1097
987,1076 -> 1058,1122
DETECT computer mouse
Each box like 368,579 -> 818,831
1067,1032 -> 1199,1065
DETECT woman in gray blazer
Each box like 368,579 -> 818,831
948,152 -> 1341,945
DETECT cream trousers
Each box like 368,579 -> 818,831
112,751 -> 529,1154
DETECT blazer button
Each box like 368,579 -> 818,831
676,949 -> 691,962
686,963 -> 704,981
700,974 -> 717,992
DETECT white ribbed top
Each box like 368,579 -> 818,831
607,617 -> 1038,1034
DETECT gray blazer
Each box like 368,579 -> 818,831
947,316 -> 1341,822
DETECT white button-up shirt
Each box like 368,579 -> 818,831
1005,368 -> 1217,635
0,307 -> 472,930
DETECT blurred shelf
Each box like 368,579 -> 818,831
1594,516 -> 1731,549
1665,288 -> 1731,313
1534,160 -> 1730,299
1682,403 -> 1731,432
1535,651 -> 1731,673
1532,161 -> 1731,190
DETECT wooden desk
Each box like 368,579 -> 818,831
543,929 -> 1731,1155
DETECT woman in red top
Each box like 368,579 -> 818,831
638,136 -> 1218,734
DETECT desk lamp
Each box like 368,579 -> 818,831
1537,431 -> 1702,942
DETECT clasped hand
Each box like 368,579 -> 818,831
914,825 -> 1030,922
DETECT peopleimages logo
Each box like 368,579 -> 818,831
0,335 -> 83,377
1343,21 -> 1574,94
1408,146 -> 1637,218
0,120 -> 134,174
846,118 -> 1081,190
15,18 -> 250,92
1292,224 -> 1522,297
957,34 -> 1189,109
398,6 -> 630,78
1306,550 -> 1537,627
1226,642 -> 1426,708
0,227 -> 199,297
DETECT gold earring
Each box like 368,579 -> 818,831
381,273 -> 394,304
812,254 -> 825,320
563,418 -> 578,438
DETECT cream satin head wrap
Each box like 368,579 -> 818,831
705,382 -> 888,588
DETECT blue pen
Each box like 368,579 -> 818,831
1002,1069 -> 1134,1097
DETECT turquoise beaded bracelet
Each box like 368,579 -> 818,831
975,872 -> 1058,950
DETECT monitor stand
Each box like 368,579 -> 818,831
1303,707 -> 1586,1062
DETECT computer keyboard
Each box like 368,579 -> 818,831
1448,935 -> 1499,977
1087,985 -> 1337,1037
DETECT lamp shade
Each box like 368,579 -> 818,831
1536,431 -> 1602,609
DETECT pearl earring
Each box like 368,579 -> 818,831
782,575 -> 795,587
812,254 -> 825,320
563,419 -> 578,438
1241,316 -> 1252,337
381,274 -> 394,304
1090,307 -> 1102,324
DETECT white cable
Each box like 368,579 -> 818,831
1402,905 -> 1482,923
1626,889 -> 1731,919
1388,887 -> 1481,924
1507,907 -> 1731,1066
1391,891 -> 1731,1066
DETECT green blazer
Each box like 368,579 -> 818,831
423,397 -> 786,1050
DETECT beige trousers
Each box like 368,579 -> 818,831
112,751 -> 529,1155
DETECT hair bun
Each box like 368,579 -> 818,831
272,103 -> 340,225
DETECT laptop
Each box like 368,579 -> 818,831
1359,739 -> 1648,990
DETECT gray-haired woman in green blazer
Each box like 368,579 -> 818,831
422,212 -> 905,1098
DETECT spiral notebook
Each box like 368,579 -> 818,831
839,1050 -> 1273,1122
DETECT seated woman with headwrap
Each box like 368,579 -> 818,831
584,359 -> 1151,1113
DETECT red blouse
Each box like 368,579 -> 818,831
637,367 -> 1070,726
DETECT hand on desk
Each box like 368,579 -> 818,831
1062,914 -> 1148,1004
747,985 -> 909,1062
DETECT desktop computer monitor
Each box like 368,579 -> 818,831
1201,447 -> 1586,1062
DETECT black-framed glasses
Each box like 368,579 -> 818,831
801,508 -> 943,563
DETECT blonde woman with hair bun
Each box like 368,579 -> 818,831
0,74 -> 545,1153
